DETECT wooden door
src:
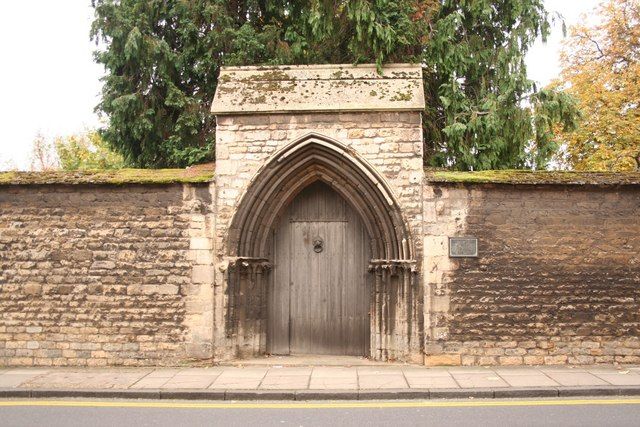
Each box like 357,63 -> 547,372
268,182 -> 371,356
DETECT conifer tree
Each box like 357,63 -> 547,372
91,0 -> 578,170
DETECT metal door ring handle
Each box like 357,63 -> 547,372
313,238 -> 324,253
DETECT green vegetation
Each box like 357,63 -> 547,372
425,169 -> 640,185
55,131 -> 125,171
91,0 -> 579,170
0,167 -> 214,186
5,166 -> 638,187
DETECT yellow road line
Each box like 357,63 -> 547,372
0,399 -> 639,410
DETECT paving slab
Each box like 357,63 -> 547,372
264,367 -> 312,376
161,374 -> 219,389
309,367 -> 357,389
259,375 -> 310,390
493,367 -> 546,376
209,369 -> 267,390
130,377 -> 171,389
308,377 -> 358,390
19,371 -> 151,389
498,374 -> 559,387
177,368 -> 225,376
584,366 -> 631,374
310,367 -> 358,378
543,371 -> 609,386
451,373 -> 509,388
356,367 -> 404,376
538,366 -> 588,373
405,376 -> 459,389
592,372 -> 640,386
402,368 -> 451,377
358,374 -> 408,389
217,368 -> 269,378
129,369 -> 181,389
0,374 -> 43,388
4,369 -> 51,375
447,367 -> 495,374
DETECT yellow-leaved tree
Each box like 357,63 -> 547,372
553,0 -> 639,171
55,131 -> 125,171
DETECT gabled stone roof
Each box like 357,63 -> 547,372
211,64 -> 425,115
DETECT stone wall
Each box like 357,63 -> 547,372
423,182 -> 640,366
0,183 -> 215,366
2,171 -> 639,367
214,112 -> 424,360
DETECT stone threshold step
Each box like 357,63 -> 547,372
2,386 -> 640,401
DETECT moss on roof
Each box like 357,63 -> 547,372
0,164 -> 214,186
425,169 -> 640,186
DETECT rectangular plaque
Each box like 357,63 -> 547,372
449,237 -> 478,258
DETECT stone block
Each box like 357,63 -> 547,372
498,356 -> 523,366
192,266 -> 214,284
190,237 -> 213,250
544,355 -> 568,365
23,283 -> 42,295
424,354 -> 461,366
157,284 -> 180,295
90,261 -> 116,270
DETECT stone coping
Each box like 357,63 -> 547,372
425,170 -> 640,186
211,63 -> 425,114
2,167 -> 638,186
0,165 -> 214,186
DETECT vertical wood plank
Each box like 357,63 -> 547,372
270,181 -> 370,356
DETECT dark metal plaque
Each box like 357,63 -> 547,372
449,237 -> 478,258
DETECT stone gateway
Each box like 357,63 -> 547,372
0,64 -> 639,367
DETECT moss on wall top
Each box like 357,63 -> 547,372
0,164 -> 214,186
425,169 -> 640,186
2,165 -> 638,187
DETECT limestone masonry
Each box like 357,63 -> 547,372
1,64 -> 639,366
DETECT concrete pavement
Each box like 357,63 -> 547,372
1,364 -> 640,400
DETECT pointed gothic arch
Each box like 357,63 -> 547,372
228,132 -> 414,261
225,133 -> 420,361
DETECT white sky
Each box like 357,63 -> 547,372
0,0 -> 602,170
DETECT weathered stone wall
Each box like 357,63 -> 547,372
214,112 -> 424,360
423,183 -> 640,366
0,183 -> 215,367
2,167 -> 639,367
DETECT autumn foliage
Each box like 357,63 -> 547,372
553,0 -> 640,171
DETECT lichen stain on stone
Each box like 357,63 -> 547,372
390,90 -> 413,102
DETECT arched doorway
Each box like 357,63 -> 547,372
225,133 -> 419,361
268,181 -> 371,356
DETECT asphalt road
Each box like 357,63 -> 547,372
1,398 -> 640,427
